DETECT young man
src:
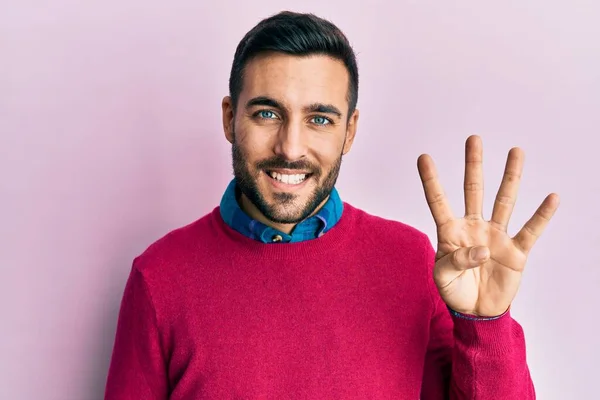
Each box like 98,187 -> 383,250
105,11 -> 559,399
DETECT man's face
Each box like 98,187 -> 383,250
222,53 -> 358,226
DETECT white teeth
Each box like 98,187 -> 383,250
269,172 -> 307,184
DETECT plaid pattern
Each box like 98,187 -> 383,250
219,178 -> 344,243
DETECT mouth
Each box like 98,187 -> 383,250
264,169 -> 314,186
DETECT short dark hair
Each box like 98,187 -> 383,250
228,11 -> 359,117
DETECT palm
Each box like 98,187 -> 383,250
435,218 -> 526,316
418,136 -> 559,317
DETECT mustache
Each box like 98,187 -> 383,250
256,157 -> 320,175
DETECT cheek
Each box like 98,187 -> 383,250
235,143 -> 273,176
311,139 -> 345,165
237,124 -> 276,155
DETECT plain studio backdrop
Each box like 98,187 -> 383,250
1,0 -> 598,399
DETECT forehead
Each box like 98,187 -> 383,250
241,53 -> 350,112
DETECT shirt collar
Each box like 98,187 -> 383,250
219,178 -> 343,243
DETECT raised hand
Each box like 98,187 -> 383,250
417,135 -> 559,317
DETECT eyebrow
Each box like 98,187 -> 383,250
304,103 -> 342,118
245,96 -> 281,110
245,96 -> 343,118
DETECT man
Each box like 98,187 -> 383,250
105,11 -> 559,399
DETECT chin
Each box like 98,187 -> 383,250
258,183 -> 321,224
264,206 -> 313,225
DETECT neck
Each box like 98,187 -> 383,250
239,193 -> 329,235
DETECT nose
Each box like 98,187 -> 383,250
273,121 -> 308,161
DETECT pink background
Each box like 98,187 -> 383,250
1,1 -> 598,399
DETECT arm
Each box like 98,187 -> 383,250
104,261 -> 169,400
415,135 -> 558,398
420,243 -> 535,400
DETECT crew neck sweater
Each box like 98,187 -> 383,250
105,203 -> 535,399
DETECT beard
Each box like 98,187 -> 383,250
231,139 -> 343,225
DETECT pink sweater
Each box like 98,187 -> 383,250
105,203 -> 535,399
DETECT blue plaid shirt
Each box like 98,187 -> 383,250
219,178 -> 343,243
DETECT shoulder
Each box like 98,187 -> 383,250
342,202 -> 435,256
131,207 -> 220,278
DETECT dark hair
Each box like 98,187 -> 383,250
228,11 -> 359,117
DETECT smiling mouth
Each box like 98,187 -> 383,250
266,170 -> 313,185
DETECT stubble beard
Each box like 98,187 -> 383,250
231,139 -> 343,225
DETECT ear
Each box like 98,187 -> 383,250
222,96 -> 235,144
342,108 -> 359,155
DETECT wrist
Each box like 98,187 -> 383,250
450,307 -> 523,355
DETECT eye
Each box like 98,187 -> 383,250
311,116 -> 331,125
257,110 -> 278,119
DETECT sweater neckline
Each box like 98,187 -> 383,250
209,203 -> 358,259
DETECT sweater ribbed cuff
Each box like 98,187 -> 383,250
450,307 -> 519,356
448,305 -> 510,321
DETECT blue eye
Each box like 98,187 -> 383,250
312,116 -> 330,125
258,110 -> 277,119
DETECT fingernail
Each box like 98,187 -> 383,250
471,246 -> 489,260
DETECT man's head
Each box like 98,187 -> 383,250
221,11 -> 359,231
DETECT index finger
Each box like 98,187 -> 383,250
417,154 -> 455,226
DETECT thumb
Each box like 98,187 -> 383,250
440,246 -> 490,273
